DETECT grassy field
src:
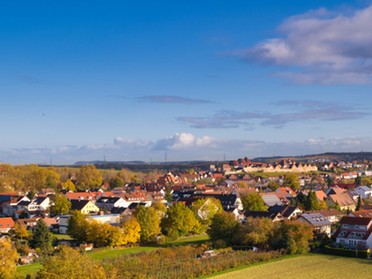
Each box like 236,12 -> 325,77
17,263 -> 42,278
160,234 -> 210,247
87,246 -> 158,260
210,254 -> 372,279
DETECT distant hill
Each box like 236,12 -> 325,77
253,152 -> 372,163
71,152 -> 372,172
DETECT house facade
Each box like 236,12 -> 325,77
333,216 -> 372,250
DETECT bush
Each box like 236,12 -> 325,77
322,245 -> 370,259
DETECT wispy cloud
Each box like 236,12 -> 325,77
178,100 -> 369,129
231,5 -> 372,84
138,95 -> 213,104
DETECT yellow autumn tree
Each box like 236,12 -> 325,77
122,217 -> 141,245
37,245 -> 108,279
0,238 -> 19,279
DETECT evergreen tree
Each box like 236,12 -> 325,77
30,219 -> 52,253
356,195 -> 362,211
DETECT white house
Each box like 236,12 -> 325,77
334,216 -> 372,250
352,186 -> 372,200
27,196 -> 51,212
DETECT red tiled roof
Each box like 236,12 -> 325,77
0,217 -> 14,228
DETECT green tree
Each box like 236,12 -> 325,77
241,192 -> 268,211
305,191 -> 320,211
356,195 -> 362,211
284,173 -> 300,191
109,176 -> 124,189
267,181 -> 280,191
67,211 -> 89,243
30,219 -> 52,253
37,245 -> 107,279
76,165 -> 103,190
192,198 -> 223,228
0,238 -> 19,279
207,211 -> 240,246
50,194 -> 71,215
134,206 -> 161,243
161,203 -> 201,238
234,217 -> 274,249
271,220 -> 313,254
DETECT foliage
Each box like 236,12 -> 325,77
109,176 -> 124,189
208,212 -> 240,246
0,237 -> 19,279
67,211 -> 89,242
121,217 -> 141,245
355,176 -> 371,186
30,219 -> 52,253
50,194 -> 71,215
161,203 -> 201,238
134,206 -> 161,243
267,181 -> 280,191
192,198 -> 223,228
11,222 -> 29,240
36,245 -> 107,279
283,173 -> 300,191
87,221 -> 124,248
61,179 -> 76,191
100,245 -> 282,279
241,192 -> 268,211
356,195 -> 362,211
76,165 -> 103,190
305,191 -> 320,211
271,220 -> 313,254
234,217 -> 274,249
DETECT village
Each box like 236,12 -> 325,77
1,156 -> 372,277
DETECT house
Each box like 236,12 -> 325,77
298,212 -> 332,237
66,192 -> 99,201
325,188 -> 356,211
260,193 -> 283,207
70,200 -> 100,215
0,217 -> 15,233
333,216 -> 372,250
27,196 -> 51,212
349,209 -> 372,218
244,210 -> 283,222
58,215 -> 70,234
312,209 -> 344,224
95,197 -> 129,211
352,186 -> 372,200
268,205 -> 302,220
192,193 -> 243,211
87,213 -> 120,226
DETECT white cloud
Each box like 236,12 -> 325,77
153,133 -> 214,150
2,135 -> 372,164
237,5 -> 372,84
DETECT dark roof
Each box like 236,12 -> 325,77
70,199 -> 91,211
268,205 -> 299,218
32,197 -> 48,205
18,200 -> 31,206
96,197 -> 121,204
340,216 -> 372,226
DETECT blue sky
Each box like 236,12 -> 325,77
1,0 -> 372,164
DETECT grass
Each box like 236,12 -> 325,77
87,246 -> 158,260
209,254 -> 372,279
52,233 -> 73,241
160,234 -> 210,247
16,263 -> 42,278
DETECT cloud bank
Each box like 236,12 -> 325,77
2,133 -> 372,164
